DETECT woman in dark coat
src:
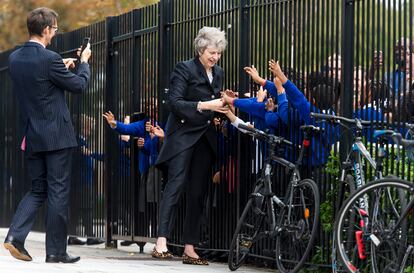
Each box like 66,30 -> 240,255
154,26 -> 228,265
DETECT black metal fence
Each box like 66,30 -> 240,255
1,0 -> 414,269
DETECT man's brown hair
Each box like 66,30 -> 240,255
27,7 -> 58,36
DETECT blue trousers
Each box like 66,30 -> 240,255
7,148 -> 73,255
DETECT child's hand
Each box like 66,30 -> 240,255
223,89 -> 237,98
221,91 -> 235,105
269,59 -> 288,84
137,137 -> 145,148
145,121 -> 153,133
103,111 -> 117,128
256,86 -> 267,103
152,125 -> 164,139
268,59 -> 282,76
265,98 -> 275,112
244,65 -> 265,85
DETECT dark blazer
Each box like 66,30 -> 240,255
156,57 -> 224,167
9,42 -> 90,152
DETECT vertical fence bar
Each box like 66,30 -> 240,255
104,16 -> 116,248
341,0 -> 355,133
238,0 -> 250,246
159,0 -> 172,124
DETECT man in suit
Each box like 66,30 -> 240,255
3,7 -> 91,263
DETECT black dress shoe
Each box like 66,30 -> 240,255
68,236 -> 86,245
45,253 -> 80,263
86,238 -> 105,245
4,236 -> 32,261
120,240 -> 137,246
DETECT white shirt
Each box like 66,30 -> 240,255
207,70 -> 213,83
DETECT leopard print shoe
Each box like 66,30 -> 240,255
151,247 -> 173,259
182,254 -> 209,265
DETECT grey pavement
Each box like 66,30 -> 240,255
0,228 -> 273,273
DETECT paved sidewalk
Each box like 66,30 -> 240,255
0,228 -> 272,273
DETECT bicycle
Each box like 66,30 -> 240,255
335,131 -> 414,273
309,112 -> 408,273
404,122 -> 414,140
228,124 -> 321,273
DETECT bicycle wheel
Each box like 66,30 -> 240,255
335,179 -> 413,273
370,178 -> 408,273
228,184 -> 267,271
275,179 -> 320,273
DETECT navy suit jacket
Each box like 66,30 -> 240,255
9,42 -> 90,152
156,57 -> 224,168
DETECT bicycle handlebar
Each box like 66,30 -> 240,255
238,124 -> 293,147
310,112 -> 372,126
310,113 -> 414,132
388,133 -> 414,149
300,124 -> 324,134
237,123 -> 256,134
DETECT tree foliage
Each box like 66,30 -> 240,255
0,0 -> 158,52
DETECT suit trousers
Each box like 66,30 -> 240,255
158,135 -> 214,244
7,148 -> 73,255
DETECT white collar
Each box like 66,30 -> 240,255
28,40 -> 46,48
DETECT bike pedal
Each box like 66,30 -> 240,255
240,240 -> 253,249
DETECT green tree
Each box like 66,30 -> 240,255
0,0 -> 159,52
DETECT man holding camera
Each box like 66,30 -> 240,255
3,7 -> 91,263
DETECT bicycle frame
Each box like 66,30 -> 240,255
229,123 -> 321,272
342,125 -> 379,185
309,112 -> 390,269
261,141 -> 299,234
245,124 -> 315,237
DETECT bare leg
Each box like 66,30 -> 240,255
155,237 -> 168,252
184,244 -> 199,259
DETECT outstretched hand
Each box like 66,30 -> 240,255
214,105 -> 230,114
103,111 -> 117,128
268,59 -> 280,76
256,86 -> 267,103
151,125 -> 165,139
201,98 -> 227,113
244,65 -> 265,85
221,92 -> 232,105
268,59 -> 288,84
223,89 -> 237,98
